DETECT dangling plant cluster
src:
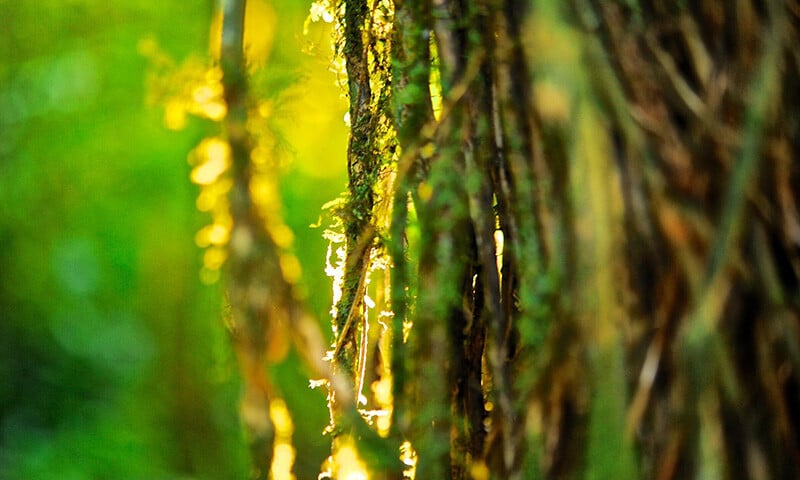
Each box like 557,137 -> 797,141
190,0 -> 800,479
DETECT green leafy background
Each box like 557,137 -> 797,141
0,1 -> 347,477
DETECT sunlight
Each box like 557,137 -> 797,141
333,438 -> 369,480
164,100 -> 187,130
371,375 -> 393,436
203,246 -> 227,271
399,440 -> 417,479
249,175 -> 278,209
190,138 -> 230,186
533,80 -> 570,124
195,178 -> 233,212
494,229 -> 504,280
195,223 -> 230,248
324,239 -> 346,324
268,223 -> 294,249
269,397 -> 296,480
210,0 -> 276,67
417,181 -> 433,202
470,461 -> 489,480
189,83 -> 226,121
279,253 -> 302,284
309,0 -> 335,24
429,39 -> 442,122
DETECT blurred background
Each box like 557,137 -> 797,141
0,1 -> 347,477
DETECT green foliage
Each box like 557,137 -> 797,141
2,1 -> 245,478
5,1 -> 800,480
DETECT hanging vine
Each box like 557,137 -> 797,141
156,0 -> 800,478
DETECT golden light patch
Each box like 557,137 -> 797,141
534,80 -> 570,124
470,461 -> 489,480
333,438 -> 369,480
249,175 -> 277,207
209,0 -> 276,67
164,100 -> 186,130
279,254 -> 302,284
203,246 -> 228,270
269,398 -> 294,436
208,223 -> 230,246
400,440 -> 417,479
190,138 -> 231,185
417,182 -> 433,202
269,223 -> 295,249
269,398 -> 296,480
420,141 -> 436,160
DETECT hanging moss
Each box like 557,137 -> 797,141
216,0 -> 800,478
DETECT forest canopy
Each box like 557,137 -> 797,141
1,1 -> 799,479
